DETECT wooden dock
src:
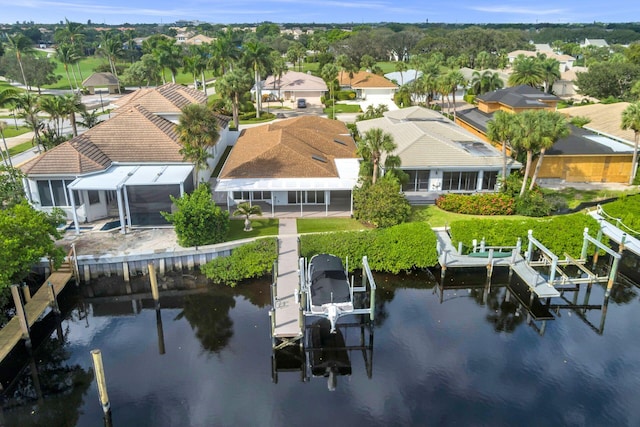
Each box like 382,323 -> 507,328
0,256 -> 75,364
589,209 -> 640,256
435,228 -> 560,298
272,219 -> 303,342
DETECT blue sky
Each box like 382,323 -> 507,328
1,0 -> 638,25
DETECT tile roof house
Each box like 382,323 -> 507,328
456,86 -> 635,184
215,116 -> 359,216
337,70 -> 398,109
259,70 -> 328,105
20,85 -> 233,233
356,106 -> 520,202
507,50 -> 576,72
82,72 -> 120,95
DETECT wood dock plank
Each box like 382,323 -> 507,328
273,220 -> 303,339
0,262 -> 74,364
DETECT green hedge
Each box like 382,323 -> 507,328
436,193 -> 515,215
300,222 -> 438,273
448,213 -> 601,257
201,238 -> 277,287
600,195 -> 640,231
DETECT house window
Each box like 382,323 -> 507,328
442,172 -> 478,191
286,191 -> 326,204
482,171 -> 499,190
88,191 -> 101,205
36,179 -> 73,207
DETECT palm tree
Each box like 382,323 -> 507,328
446,70 -> 466,120
78,110 -> 102,129
242,41 -> 272,119
511,111 -> 545,196
395,61 -> 408,86
529,111 -> 570,190
55,43 -> 80,91
508,55 -> 544,88
55,19 -> 86,82
233,202 -> 262,231
14,92 -> 43,153
541,57 -> 561,94
487,111 -> 517,185
6,33 -> 33,89
183,45 -> 208,94
270,53 -> 288,98
621,101 -> 640,185
321,63 -> 339,118
470,70 -> 504,95
98,32 -> 123,94
39,95 -> 66,138
176,104 -> 220,184
357,128 -> 397,184
215,69 -> 253,129
61,94 -> 85,137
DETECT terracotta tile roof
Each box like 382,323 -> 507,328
114,83 -> 207,114
337,71 -> 397,89
19,105 -> 185,176
219,116 -> 356,179
19,137 -> 111,175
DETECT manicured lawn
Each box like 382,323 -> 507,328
410,205 -> 531,228
324,103 -> 361,114
8,140 -> 35,156
541,187 -> 640,209
227,218 -> 279,241
297,218 -> 366,233
1,126 -> 31,138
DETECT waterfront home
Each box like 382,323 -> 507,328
259,70 -> 328,107
356,106 -> 521,203
214,116 -> 359,216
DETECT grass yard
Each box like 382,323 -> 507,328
297,218 -> 366,234
542,187 -> 640,209
227,218 -> 279,241
410,205 -> 532,228
324,103 -> 361,114
1,126 -> 31,138
8,140 -> 36,156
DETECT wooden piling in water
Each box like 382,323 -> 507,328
148,262 -> 159,308
91,349 -> 111,415
21,283 -> 31,303
47,280 -> 60,314
10,285 -> 30,348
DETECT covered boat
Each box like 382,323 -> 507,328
306,254 -> 354,332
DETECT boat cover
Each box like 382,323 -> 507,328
309,254 -> 351,306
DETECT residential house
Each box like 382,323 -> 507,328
337,70 -> 398,110
384,70 -> 422,86
552,66 -> 589,98
215,116 -> 359,216
183,34 -> 214,45
582,39 -> 609,48
507,50 -> 576,72
260,70 -> 327,106
20,84 -> 232,233
456,86 -> 634,183
356,106 -> 521,202
82,72 -> 120,95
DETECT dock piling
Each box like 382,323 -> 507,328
148,262 -> 159,308
21,283 -> 31,303
10,285 -> 31,348
91,349 -> 111,415
47,280 -> 60,314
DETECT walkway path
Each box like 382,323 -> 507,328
273,219 -> 303,339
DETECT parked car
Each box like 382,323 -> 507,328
297,98 -> 307,108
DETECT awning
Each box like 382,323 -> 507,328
68,164 -> 193,191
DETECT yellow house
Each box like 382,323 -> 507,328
457,86 -> 634,183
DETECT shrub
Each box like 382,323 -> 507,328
515,190 -> 553,217
600,194 -> 640,231
202,238 -> 277,286
448,213 -> 600,257
161,184 -> 229,248
300,222 -> 438,273
353,177 -> 411,228
436,193 -> 515,215
463,94 -> 476,104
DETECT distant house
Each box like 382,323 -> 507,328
582,38 -> 609,48
384,70 -> 422,86
337,70 -> 398,108
215,116 -> 359,216
259,70 -> 328,105
20,85 -> 232,233
82,72 -> 120,95
507,50 -> 576,72
456,86 -> 635,184
356,106 -> 521,202
552,66 -> 589,97
184,34 -> 214,45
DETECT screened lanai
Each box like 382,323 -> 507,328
67,164 -> 194,234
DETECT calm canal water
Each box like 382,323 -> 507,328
1,261 -> 640,427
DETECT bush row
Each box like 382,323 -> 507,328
448,213 -> 601,257
300,222 -> 439,273
436,193 -> 515,215
600,195 -> 640,231
201,238 -> 277,287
